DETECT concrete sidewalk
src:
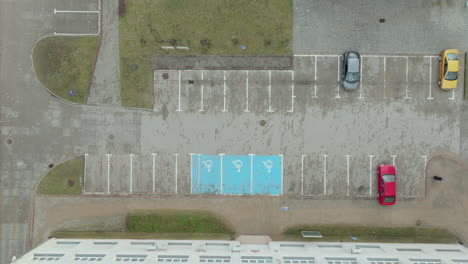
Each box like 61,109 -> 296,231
88,0 -> 121,106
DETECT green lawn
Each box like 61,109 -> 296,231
33,36 -> 99,104
127,210 -> 234,234
119,0 -> 293,108
37,157 -> 84,195
282,225 -> 458,243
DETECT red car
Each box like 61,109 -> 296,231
377,164 -> 396,205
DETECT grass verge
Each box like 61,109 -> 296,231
52,231 -> 233,240
127,210 -> 234,234
37,157 -> 84,195
282,225 -> 458,243
33,36 -> 99,104
119,0 -> 292,108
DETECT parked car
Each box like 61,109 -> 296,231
439,49 -> 459,90
342,51 -> 360,91
377,164 -> 396,205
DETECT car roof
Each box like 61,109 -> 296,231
348,58 -> 359,72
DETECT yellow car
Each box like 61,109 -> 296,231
439,49 -> 459,90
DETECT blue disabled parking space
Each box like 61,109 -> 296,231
222,155 -> 252,195
191,155 -> 221,194
252,155 -> 282,195
191,154 -> 282,195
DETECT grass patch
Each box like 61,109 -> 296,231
282,225 -> 458,243
33,36 -> 99,104
52,231 -> 233,240
37,157 -> 84,195
127,210 -> 234,234
119,0 -> 292,108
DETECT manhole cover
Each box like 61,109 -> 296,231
48,163 -> 54,169
379,18 -> 385,23
260,120 -> 267,126
6,138 -> 12,145
132,64 -> 139,70
162,73 -> 169,79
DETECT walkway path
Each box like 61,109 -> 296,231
87,0 -> 121,106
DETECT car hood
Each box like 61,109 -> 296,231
343,80 -> 359,90
384,182 -> 396,196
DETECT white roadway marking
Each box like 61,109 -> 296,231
450,89 -> 455,100
391,155 -> 397,167
222,71 -> 227,112
405,57 -> 411,99
54,9 -> 99,14
54,33 -> 99,36
280,154 -> 284,195
383,57 -> 387,98
335,56 -> 341,99
322,154 -> 328,195
359,56 -> 364,99
245,70 -> 250,112
249,154 -> 255,194
368,155 -> 374,197
199,71 -> 204,112
427,58 -> 434,99
313,57 -> 318,98
267,70 -> 274,112
129,154 -> 134,193
189,153 -> 195,194
219,153 -> 225,194
301,155 -> 307,196
106,154 -> 111,194
152,153 -> 157,193
83,153 -> 88,193
176,70 -> 182,111
174,154 -> 179,194
288,71 -> 295,112
346,155 -> 351,196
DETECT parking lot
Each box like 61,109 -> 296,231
52,0 -> 100,35
153,54 -> 462,114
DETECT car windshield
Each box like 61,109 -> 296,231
382,174 -> 395,182
447,53 -> 458,60
446,71 -> 458,81
346,72 -> 360,82
384,196 -> 395,203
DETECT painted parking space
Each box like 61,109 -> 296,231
191,154 -> 283,195
53,0 -> 100,36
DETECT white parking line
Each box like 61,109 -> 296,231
391,155 -> 397,167
106,153 -> 111,194
368,155 -> 374,197
222,71 -> 227,112
129,154 -> 134,193
335,56 -> 341,99
288,71 -> 295,112
346,154 -> 351,196
249,154 -> 255,194
176,70 -> 182,111
83,153 -> 88,193
219,153 -> 225,194
280,154 -> 284,195
267,70 -> 274,112
450,89 -> 455,100
313,57 -> 318,98
174,153 -> 179,194
199,71 -> 204,111
383,57 -> 387,98
301,154 -> 307,196
405,57 -> 411,99
54,9 -> 99,14
245,70 -> 250,112
54,33 -> 99,36
427,59 -> 434,99
322,154 -> 328,195
359,57 -> 364,99
152,153 -> 157,193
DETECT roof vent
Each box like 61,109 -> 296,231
147,245 -> 157,251
351,247 -> 362,254
232,245 -> 242,252
157,242 -> 168,251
